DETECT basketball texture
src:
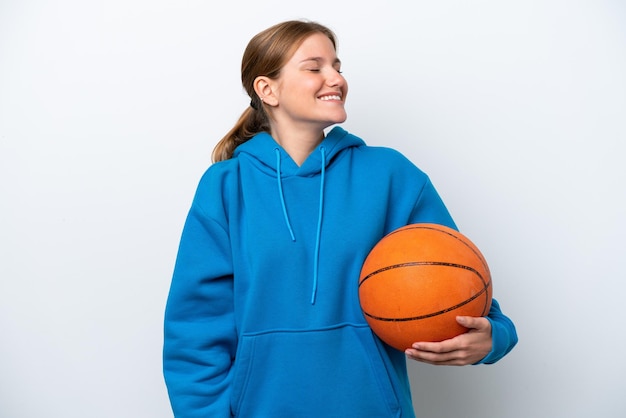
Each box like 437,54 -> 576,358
359,223 -> 492,351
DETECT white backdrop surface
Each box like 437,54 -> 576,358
1,1 -> 625,417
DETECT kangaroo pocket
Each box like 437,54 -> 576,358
230,324 -> 401,418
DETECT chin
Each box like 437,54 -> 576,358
321,118 -> 346,129
313,112 -> 348,130
330,111 -> 348,124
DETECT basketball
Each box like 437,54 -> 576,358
358,223 -> 492,351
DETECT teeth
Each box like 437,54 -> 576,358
320,95 -> 341,101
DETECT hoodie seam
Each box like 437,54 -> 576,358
191,200 -> 230,236
410,176 -> 432,217
240,322 -> 371,337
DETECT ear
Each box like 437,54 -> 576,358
253,76 -> 279,107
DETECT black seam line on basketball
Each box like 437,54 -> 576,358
385,225 -> 490,276
359,261 -> 487,287
362,281 -> 492,322
369,226 -> 492,317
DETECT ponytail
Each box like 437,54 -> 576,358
212,100 -> 270,163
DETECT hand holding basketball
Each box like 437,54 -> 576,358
405,315 -> 492,366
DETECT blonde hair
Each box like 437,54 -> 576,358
211,20 -> 337,162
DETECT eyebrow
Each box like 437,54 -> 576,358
300,57 -> 342,66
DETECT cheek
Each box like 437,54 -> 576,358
277,76 -> 323,106
287,77 -> 322,95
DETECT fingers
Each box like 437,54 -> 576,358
404,337 -> 470,366
404,316 -> 493,366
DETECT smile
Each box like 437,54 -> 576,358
319,95 -> 342,101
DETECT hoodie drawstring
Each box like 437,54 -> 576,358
311,146 -> 326,305
273,147 -> 326,305
275,148 -> 296,242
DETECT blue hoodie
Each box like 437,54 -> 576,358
163,126 -> 517,417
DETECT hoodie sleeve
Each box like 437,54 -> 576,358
163,194 -> 236,418
409,176 -> 518,364
476,298 -> 518,364
409,177 -> 457,230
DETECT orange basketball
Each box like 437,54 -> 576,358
359,223 -> 492,351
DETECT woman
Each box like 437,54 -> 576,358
163,19 -> 517,417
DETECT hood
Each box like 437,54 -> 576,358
233,126 -> 365,177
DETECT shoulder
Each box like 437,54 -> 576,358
190,158 -> 241,214
354,144 -> 428,178
196,158 -> 240,190
338,128 -> 419,167
357,145 -> 410,161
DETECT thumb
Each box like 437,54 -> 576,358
456,315 -> 486,330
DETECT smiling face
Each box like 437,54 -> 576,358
261,32 -> 348,136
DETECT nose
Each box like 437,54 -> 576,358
327,68 -> 346,88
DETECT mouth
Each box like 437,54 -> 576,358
319,94 -> 342,101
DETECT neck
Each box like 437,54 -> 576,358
271,126 -> 325,166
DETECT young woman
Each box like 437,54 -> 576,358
163,19 -> 517,417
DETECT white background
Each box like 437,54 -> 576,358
1,1 -> 625,417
